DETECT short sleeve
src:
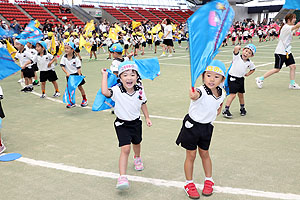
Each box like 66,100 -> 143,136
48,54 -> 54,60
248,61 -> 255,70
32,54 -> 37,63
60,56 -> 66,66
76,57 -> 81,68
110,85 -> 118,101
233,51 -> 240,60
140,88 -> 147,104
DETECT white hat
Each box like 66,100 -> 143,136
118,61 -> 139,76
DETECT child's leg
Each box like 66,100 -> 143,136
237,93 -> 245,105
225,93 -> 236,107
198,148 -> 212,178
132,143 -> 141,157
51,81 -> 59,92
41,82 -> 46,94
184,149 -> 197,181
89,51 -> 93,59
24,77 -> 29,86
93,51 -> 97,59
289,64 -> 296,81
119,144 -> 131,175
78,85 -> 86,99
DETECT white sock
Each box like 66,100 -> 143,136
185,180 -> 194,185
120,175 -> 127,178
205,177 -> 214,183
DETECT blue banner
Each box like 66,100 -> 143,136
132,57 -> 161,80
17,20 -> 43,42
188,0 -> 234,87
0,48 -> 21,80
223,63 -> 232,96
63,75 -> 85,105
92,69 -> 118,111
283,0 -> 300,10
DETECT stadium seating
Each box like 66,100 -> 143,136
42,2 -> 84,27
147,8 -> 177,24
118,7 -> 146,22
160,8 -> 185,23
79,4 -> 94,8
172,9 -> 192,19
0,1 -> 31,26
18,2 -> 61,25
101,6 -> 131,22
133,8 -> 161,23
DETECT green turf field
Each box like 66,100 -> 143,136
0,37 -> 300,200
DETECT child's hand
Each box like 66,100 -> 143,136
145,118 -> 152,127
189,88 -> 199,100
21,65 -> 26,69
47,63 -> 51,68
101,68 -> 108,76
66,72 -> 70,77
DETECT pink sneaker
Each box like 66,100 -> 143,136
0,144 -> 6,154
134,157 -> 144,171
116,176 -> 129,190
202,180 -> 214,196
184,183 -> 200,199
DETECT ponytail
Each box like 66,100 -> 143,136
279,13 -> 296,35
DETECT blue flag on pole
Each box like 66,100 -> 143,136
283,0 -> 300,10
63,75 -> 85,105
92,69 -> 118,111
0,48 -> 21,80
17,21 -> 43,43
223,63 -> 232,96
188,0 -> 234,88
132,57 -> 161,80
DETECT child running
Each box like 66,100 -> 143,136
33,41 -> 60,98
223,44 -> 256,118
176,60 -> 226,199
0,86 -> 5,154
60,42 -> 88,108
101,61 -> 152,190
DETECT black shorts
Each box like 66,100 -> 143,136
32,63 -> 39,71
155,41 -> 160,46
142,42 -> 146,47
231,37 -> 236,41
66,73 -> 85,86
243,36 -> 248,40
40,70 -> 58,82
124,44 -> 129,49
163,39 -> 174,47
274,53 -> 295,69
75,47 -> 80,53
91,44 -> 97,51
114,117 -> 142,147
228,74 -> 245,94
248,35 -> 252,39
147,39 -> 152,44
176,114 -> 214,151
258,35 -> 262,38
238,37 -> 242,40
22,67 -> 35,78
134,43 -> 139,49
178,39 -> 181,44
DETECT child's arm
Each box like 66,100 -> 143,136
101,68 -> 111,97
291,22 -> 300,31
48,57 -> 57,68
127,52 -> 134,59
245,69 -> 255,77
217,103 -> 223,116
77,68 -> 82,76
22,60 -> 32,69
61,66 -> 70,77
189,88 -> 201,101
233,45 -> 241,54
141,103 -> 152,127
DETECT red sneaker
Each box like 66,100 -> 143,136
202,180 -> 214,196
184,183 -> 200,199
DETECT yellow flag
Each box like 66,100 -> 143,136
158,32 -> 164,39
79,34 -> 86,50
142,34 -> 146,41
152,24 -> 161,33
57,42 -> 64,56
84,20 -> 95,36
115,24 -> 122,33
34,20 -> 40,28
6,39 -> 17,58
84,41 -> 92,53
65,35 -> 70,43
109,28 -> 118,41
49,36 -> 56,55
132,21 -> 141,30
172,24 -> 177,31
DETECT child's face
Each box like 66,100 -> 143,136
203,71 -> 224,90
119,69 -> 138,90
14,42 -> 23,51
112,52 -> 121,58
242,48 -> 253,60
64,45 -> 73,54
35,44 -> 43,53
27,42 -> 32,48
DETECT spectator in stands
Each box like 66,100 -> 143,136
1,21 -> 9,31
43,19 -> 53,33
10,18 -> 22,34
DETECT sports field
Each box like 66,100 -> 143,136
1,37 -> 300,200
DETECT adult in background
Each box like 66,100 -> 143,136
256,14 -> 300,89
10,18 -> 22,34
161,18 -> 174,57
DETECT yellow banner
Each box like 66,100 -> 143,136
132,21 -> 141,30
6,39 -> 17,58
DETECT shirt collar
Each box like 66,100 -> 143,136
203,84 -> 222,97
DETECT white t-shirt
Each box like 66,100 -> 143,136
275,24 -> 293,55
15,47 -> 34,68
33,51 -> 55,71
229,52 -> 255,77
162,24 -> 173,39
60,54 -> 81,74
74,38 -> 80,47
188,85 -> 225,124
111,84 -> 147,121
110,57 -> 129,73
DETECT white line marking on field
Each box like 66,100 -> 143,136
30,92 -> 300,128
15,157 -> 300,200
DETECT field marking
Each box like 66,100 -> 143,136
14,156 -> 300,200
30,91 -> 300,128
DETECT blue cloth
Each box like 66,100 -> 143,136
92,69 -> 118,111
0,48 -> 22,80
0,27 -> 14,38
109,43 -> 123,52
132,57 -> 161,80
223,63 -> 232,96
63,75 -> 85,105
283,0 -> 300,9
188,0 -> 234,88
17,20 -> 43,43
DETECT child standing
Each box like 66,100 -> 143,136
101,61 -> 152,190
109,43 -> 133,76
33,41 -> 60,98
0,86 -> 5,154
60,42 -> 88,108
176,60 -> 226,199
222,44 -> 256,118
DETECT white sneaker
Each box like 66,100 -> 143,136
0,143 -> 6,154
53,92 -> 61,97
255,77 -> 264,89
40,94 -> 46,98
289,83 -> 300,89
168,54 -> 173,57
160,53 -> 166,57
18,78 -> 24,83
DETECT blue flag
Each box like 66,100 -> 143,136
132,57 -> 161,80
223,63 -> 232,96
0,48 -> 21,80
283,0 -> 300,10
0,27 -> 15,38
63,75 -> 85,105
188,0 -> 234,88
92,69 -> 118,111
17,20 -> 43,43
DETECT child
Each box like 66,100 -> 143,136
176,60 -> 226,199
0,86 -> 5,154
109,43 -> 133,76
72,32 -> 82,61
89,32 -> 98,60
101,61 -> 152,190
256,14 -> 300,90
60,42 -> 88,108
222,44 -> 256,118
33,41 -> 60,98
14,39 -> 35,92
26,39 -> 39,86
